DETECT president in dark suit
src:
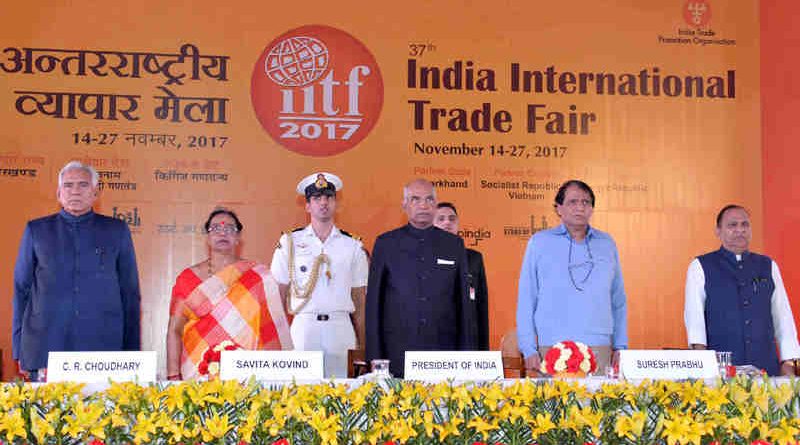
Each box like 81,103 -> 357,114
366,179 -> 476,376
13,161 -> 141,381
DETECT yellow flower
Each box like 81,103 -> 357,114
201,411 -> 232,442
390,417 -> 418,444
498,401 -> 531,424
110,407 -> 128,428
161,383 -> 186,412
163,420 -> 192,445
751,385 -> 770,414
366,426 -> 385,445
184,381 -> 220,407
539,382 -> 560,400
530,412 -> 556,437
438,415 -> 464,441
662,415 -> 697,445
64,400 -> 107,439
0,384 -> 33,408
348,382 -> 373,411
767,418 -> 800,445
0,410 -> 27,442
131,412 -> 158,445
505,379 -> 536,405
379,393 -> 399,420
104,381 -> 143,406
468,416 -> 498,439
308,408 -> 341,445
726,415 -> 757,439
30,409 -> 60,444
397,394 -> 418,412
728,381 -> 750,406
559,410 -> 581,433
480,383 -> 505,411
451,385 -> 473,410
701,386 -> 730,411
770,383 -> 794,409
422,410 -> 437,438
677,380 -> 704,408
615,411 -> 645,441
569,405 -> 603,437
428,381 -> 453,404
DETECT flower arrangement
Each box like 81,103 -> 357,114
540,340 -> 597,376
0,377 -> 798,445
198,339 -> 241,378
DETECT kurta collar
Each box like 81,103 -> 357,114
58,209 -> 94,224
718,246 -> 750,263
406,223 -> 435,238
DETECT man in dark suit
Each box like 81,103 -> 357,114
13,161 -> 141,381
434,202 -> 490,350
366,179 -> 476,377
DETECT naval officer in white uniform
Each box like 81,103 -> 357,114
271,172 -> 369,378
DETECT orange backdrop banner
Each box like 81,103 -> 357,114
0,0 -> 760,379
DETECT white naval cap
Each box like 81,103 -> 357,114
296,172 -> 343,198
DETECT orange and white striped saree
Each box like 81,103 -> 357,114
170,260 -> 292,379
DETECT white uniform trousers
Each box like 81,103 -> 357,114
291,312 -> 355,378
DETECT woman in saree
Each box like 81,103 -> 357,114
166,208 -> 292,380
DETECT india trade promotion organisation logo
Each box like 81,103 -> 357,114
251,25 -> 384,157
659,0 -> 733,46
684,0 -> 711,27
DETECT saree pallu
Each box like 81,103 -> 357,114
171,260 -> 292,379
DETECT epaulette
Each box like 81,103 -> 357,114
276,227 -> 304,249
340,229 -> 361,241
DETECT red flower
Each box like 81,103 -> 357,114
88,440 -> 106,445
198,361 -> 209,375
541,341 -> 598,374
543,348 -> 561,374
751,441 -> 771,445
271,439 -> 289,445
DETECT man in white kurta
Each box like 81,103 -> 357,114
271,172 -> 369,378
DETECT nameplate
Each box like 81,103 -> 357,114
47,351 -> 157,383
619,350 -> 718,380
404,351 -> 503,381
219,350 -> 324,381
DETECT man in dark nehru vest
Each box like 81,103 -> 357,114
13,160 -> 141,381
366,179 -> 476,377
684,204 -> 800,375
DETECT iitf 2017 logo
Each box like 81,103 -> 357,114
251,25 -> 384,157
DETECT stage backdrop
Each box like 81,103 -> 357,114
0,0 -> 761,379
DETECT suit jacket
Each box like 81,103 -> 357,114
467,248 -> 490,350
365,224 -> 476,376
13,210 -> 142,371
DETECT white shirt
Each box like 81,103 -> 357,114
271,225 -> 368,314
684,257 -> 800,360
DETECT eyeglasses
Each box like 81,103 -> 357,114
407,196 -> 436,206
568,237 -> 594,291
563,198 -> 592,208
207,224 -> 239,235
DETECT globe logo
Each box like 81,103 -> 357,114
265,36 -> 330,87
252,25 -> 384,156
